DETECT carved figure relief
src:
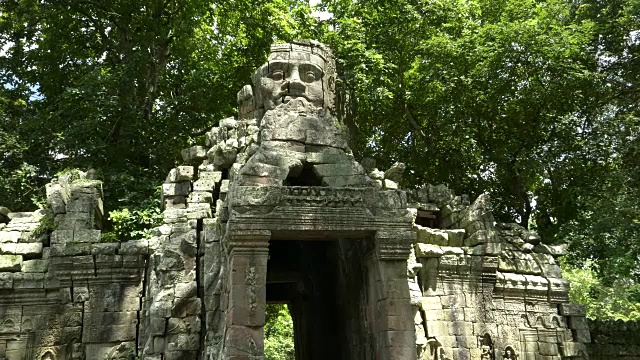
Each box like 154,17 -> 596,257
478,334 -> 494,360
40,350 -> 55,360
503,346 -> 517,360
105,342 -> 135,360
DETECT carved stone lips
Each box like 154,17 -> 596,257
280,94 -> 312,104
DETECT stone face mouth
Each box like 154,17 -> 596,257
278,93 -> 313,104
282,94 -> 310,104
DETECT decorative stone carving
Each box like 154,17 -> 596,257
252,40 -> 336,116
503,345 -> 518,359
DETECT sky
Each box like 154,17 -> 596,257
309,0 -> 332,21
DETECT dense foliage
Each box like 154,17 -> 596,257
563,262 -> 640,320
1,0 -> 639,318
317,0 -> 640,287
264,304 -> 295,360
0,0 -> 316,225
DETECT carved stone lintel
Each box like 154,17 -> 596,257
375,230 -> 415,261
226,229 -> 271,255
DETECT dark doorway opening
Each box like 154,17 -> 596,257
266,237 -> 374,360
283,162 -> 323,187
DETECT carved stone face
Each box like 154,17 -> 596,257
504,349 -> 514,359
258,48 -> 326,111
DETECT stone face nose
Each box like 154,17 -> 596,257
287,67 -> 307,95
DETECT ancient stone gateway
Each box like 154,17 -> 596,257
0,40 -> 599,360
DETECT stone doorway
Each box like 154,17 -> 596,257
223,185 -> 418,360
266,238 -> 372,360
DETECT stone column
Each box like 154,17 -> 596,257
222,229 -> 270,360
371,229 -> 418,360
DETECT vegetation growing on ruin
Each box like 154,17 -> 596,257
1,0 -> 639,318
264,304 -> 296,360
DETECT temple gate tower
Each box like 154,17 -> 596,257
216,40 -> 418,359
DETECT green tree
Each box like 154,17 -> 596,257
563,261 -> 640,320
0,0 -> 316,228
555,0 -> 640,283
316,0 -> 640,287
319,0 -> 603,229
264,304 -> 295,360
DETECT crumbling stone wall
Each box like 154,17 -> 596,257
587,319 -> 640,360
403,185 -> 591,360
0,172 -> 148,360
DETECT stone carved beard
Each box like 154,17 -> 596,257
259,52 -> 325,111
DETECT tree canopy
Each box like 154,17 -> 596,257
318,0 -> 640,295
1,0 -> 639,318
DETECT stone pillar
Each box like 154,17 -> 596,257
223,229 -> 270,360
371,229 -> 418,360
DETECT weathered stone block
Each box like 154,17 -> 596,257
306,148 -> 351,164
452,348 -> 471,360
384,179 -> 399,189
167,166 -> 195,182
171,297 -> 202,318
181,145 -> 207,164
538,342 -> 559,356
167,316 -> 201,334
21,259 -> 48,272
50,242 -> 91,256
175,281 -> 197,298
73,229 -> 102,242
240,162 -> 288,179
305,128 -> 348,149
187,191 -> 213,204
13,272 -> 44,288
0,242 -> 16,254
0,231 -> 20,243
14,243 -> 42,256
223,325 -> 264,356
0,254 -> 22,271
384,162 -> 406,182
0,272 -> 13,288
313,162 -> 365,177
193,178 -> 217,193
567,316 -> 589,330
415,243 -> 443,258
55,212 -> 94,230
51,229 -> 74,244
120,240 -> 149,255
82,324 -> 137,342
167,334 -> 200,351
164,195 -> 187,209
163,182 -> 191,197
209,145 -> 238,168
534,243 -> 565,257
164,208 -> 189,224
558,303 -> 586,317
91,242 -> 119,254
322,175 -> 370,187
84,311 -> 138,327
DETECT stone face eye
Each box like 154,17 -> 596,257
271,70 -> 284,81
298,63 -> 322,83
304,71 -> 316,82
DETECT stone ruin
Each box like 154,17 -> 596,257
0,40 -> 606,359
